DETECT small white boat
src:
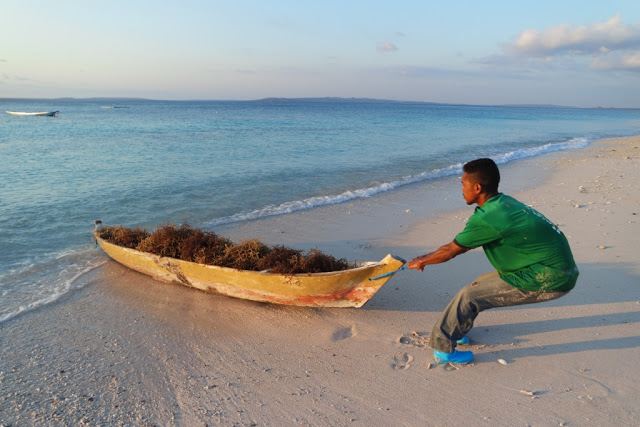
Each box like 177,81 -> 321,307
6,110 -> 59,117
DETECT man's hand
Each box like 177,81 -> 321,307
407,241 -> 470,272
407,256 -> 428,272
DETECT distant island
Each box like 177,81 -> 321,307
256,97 -> 443,105
255,98 -> 586,109
0,97 -> 152,103
256,98 -> 612,110
1,96 -> 636,110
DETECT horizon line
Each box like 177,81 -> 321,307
1,96 -> 637,110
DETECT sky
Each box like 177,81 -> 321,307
2,1 -> 640,107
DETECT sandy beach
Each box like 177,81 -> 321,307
1,136 -> 639,426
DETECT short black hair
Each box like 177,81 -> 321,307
463,158 -> 500,194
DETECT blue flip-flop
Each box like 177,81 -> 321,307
434,349 -> 474,364
456,336 -> 470,345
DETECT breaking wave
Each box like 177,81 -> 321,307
207,137 -> 589,226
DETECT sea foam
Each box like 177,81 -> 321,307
207,138 -> 590,226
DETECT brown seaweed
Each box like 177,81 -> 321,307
220,239 -> 272,271
302,248 -> 349,273
256,245 -> 305,274
97,224 -> 350,274
178,227 -> 233,265
97,225 -> 149,249
136,223 -> 194,259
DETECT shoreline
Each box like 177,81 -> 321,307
1,136 -> 639,426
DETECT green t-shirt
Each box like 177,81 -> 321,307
454,194 -> 578,292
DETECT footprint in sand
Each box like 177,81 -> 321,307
398,331 -> 430,348
392,352 -> 413,370
332,325 -> 356,341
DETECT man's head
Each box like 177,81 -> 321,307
461,158 -> 500,205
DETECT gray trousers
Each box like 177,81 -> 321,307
430,271 -> 569,353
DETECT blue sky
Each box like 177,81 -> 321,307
2,1 -> 640,107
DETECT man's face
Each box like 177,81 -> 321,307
461,172 -> 481,205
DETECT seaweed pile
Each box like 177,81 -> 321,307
96,224 -> 351,274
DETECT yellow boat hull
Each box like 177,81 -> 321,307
94,233 -> 405,307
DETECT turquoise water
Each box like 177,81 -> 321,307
1,99 -> 639,321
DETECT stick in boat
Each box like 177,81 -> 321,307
368,265 -> 407,281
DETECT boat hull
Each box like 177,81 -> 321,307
94,233 -> 405,307
6,110 -> 59,117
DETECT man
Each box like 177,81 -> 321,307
407,158 -> 579,365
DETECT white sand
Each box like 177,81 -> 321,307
1,137 -> 639,426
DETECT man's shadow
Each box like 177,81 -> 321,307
472,309 -> 640,361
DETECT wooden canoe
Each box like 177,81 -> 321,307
93,229 -> 405,307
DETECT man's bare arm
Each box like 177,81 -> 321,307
406,241 -> 470,272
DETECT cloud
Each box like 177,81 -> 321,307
591,51 -> 640,71
377,65 -> 514,81
377,42 -> 398,53
495,14 -> 640,72
506,14 -> 640,55
1,73 -> 34,82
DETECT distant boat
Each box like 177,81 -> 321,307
6,110 -> 59,117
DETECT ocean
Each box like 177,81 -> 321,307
1,98 -> 639,322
